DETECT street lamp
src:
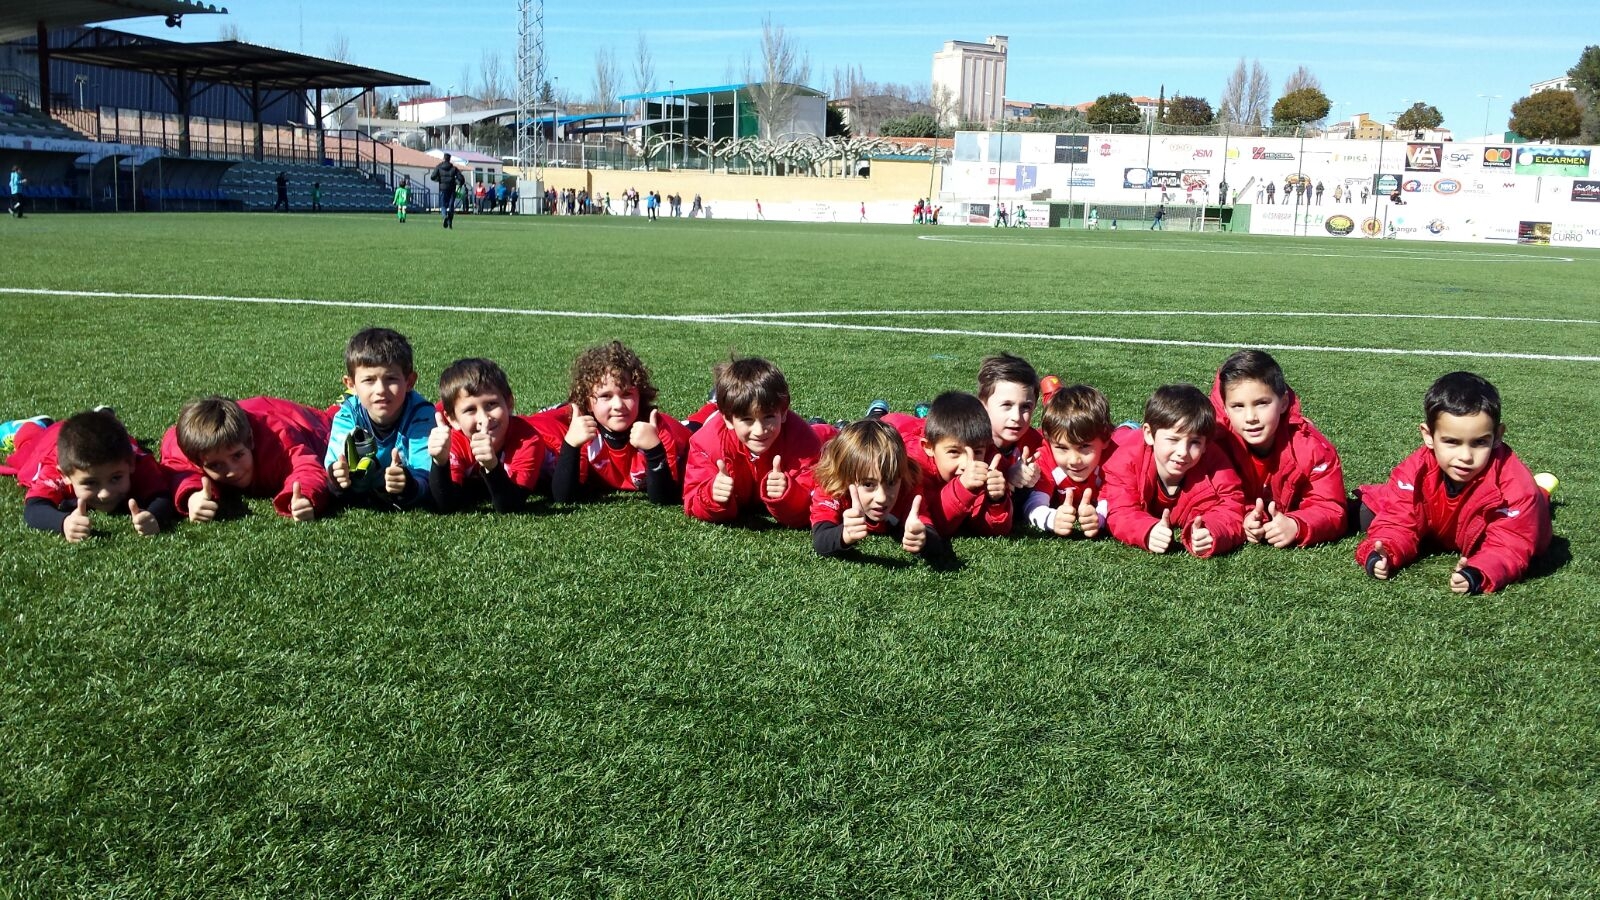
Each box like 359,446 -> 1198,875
1477,93 -> 1502,141
993,93 -> 1006,224
668,79 -> 675,171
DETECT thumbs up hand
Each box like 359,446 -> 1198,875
331,453 -> 353,490
841,484 -> 869,546
1368,540 -> 1391,580
470,419 -> 498,471
1189,513 -> 1214,556
289,480 -> 315,522
565,403 -> 599,448
64,496 -> 93,543
958,447 -> 986,492
1262,500 -> 1300,548
384,445 -> 408,496
1243,498 -> 1267,543
1009,446 -> 1040,490
1052,487 -> 1076,536
711,459 -> 735,505
984,454 -> 1007,502
188,475 -> 220,523
1148,508 -> 1174,553
630,409 -> 662,451
427,411 -> 452,465
764,455 -> 787,500
901,495 -> 927,554
129,498 -> 160,536
1076,486 -> 1101,538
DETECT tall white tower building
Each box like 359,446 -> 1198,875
931,35 -> 1008,126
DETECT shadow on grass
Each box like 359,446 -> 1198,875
1525,534 -> 1572,584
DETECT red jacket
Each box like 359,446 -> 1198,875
1209,376 -> 1348,546
528,404 -> 691,492
884,412 -> 1011,536
160,397 -> 334,518
1023,438 -> 1115,533
442,414 -> 548,491
1101,427 -> 1247,556
2,419 -> 169,506
1356,443 -> 1552,593
683,410 -> 825,528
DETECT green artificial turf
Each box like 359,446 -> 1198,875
1,213 -> 1596,897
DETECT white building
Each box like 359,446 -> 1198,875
931,35 -> 1008,126
1529,75 -> 1572,94
398,95 -> 476,124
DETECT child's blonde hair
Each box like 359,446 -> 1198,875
175,396 -> 252,460
812,419 -> 918,498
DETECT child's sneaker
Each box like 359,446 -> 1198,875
865,399 -> 890,420
0,416 -> 52,457
344,427 -> 379,489
913,402 -> 931,419
1039,376 -> 1062,406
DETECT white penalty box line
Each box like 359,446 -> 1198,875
4,287 -> 1598,363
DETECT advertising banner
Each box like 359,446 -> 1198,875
1517,220 -> 1551,245
1373,173 -> 1401,195
1481,146 -> 1512,168
1054,135 -> 1088,165
1514,147 -> 1591,177
1405,143 -> 1443,172
1571,180 -> 1600,202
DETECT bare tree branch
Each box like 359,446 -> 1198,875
744,15 -> 811,145
633,32 -> 655,96
592,46 -> 621,110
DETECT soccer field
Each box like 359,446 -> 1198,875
2,213 -> 1596,896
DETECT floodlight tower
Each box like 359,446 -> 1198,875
514,0 -> 546,211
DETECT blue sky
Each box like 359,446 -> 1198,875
116,1 -> 1587,137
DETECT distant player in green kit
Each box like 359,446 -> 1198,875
393,177 -> 410,223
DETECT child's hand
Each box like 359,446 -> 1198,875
470,420 -> 498,471
188,476 -> 220,523
129,498 -> 160,536
1009,447 -> 1040,490
565,403 -> 599,447
764,455 -> 787,500
1262,501 -> 1300,548
63,497 -> 93,543
427,411 -> 452,466
1052,487 -> 1076,536
841,484 -> 869,545
901,495 -> 927,554
958,447 -> 987,492
1243,498 -> 1267,543
1076,487 -> 1101,538
331,453 -> 353,490
1449,556 -> 1473,593
1189,513 -> 1214,556
1367,540 -> 1391,580
289,481 -> 315,522
711,459 -> 735,505
1147,509 -> 1174,553
984,454 -> 1007,502
384,446 -> 408,496
629,409 -> 661,451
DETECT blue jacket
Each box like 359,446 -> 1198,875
324,390 -> 435,508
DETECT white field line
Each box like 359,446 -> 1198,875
4,286 -> 1597,363
692,309 -> 1600,326
915,233 -> 1580,263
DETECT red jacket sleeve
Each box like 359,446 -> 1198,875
267,422 -> 335,517
1356,448 -> 1428,572
684,421 -> 739,522
759,413 -> 823,529
1463,448 -> 1553,592
1102,437 -> 1160,550
809,484 -> 844,528
1282,421 -> 1349,547
159,425 -> 207,513
500,417 -> 548,492
1179,445 -> 1247,557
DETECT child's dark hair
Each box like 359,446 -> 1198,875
1144,384 -> 1215,435
439,358 -> 513,415
1040,384 -> 1113,444
568,341 -> 658,409
1424,371 -> 1501,429
176,396 -> 253,460
55,410 -> 135,474
812,419 -> 918,498
345,327 -> 415,376
714,356 -> 789,417
923,391 -> 993,452
976,352 -> 1040,401
1218,349 -> 1289,397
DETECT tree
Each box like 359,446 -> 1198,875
744,15 -> 811,141
1282,65 -> 1320,95
217,23 -> 245,42
1164,95 -> 1214,127
1509,89 -> 1582,142
592,46 -> 621,110
1085,92 -> 1140,126
632,32 -> 655,96
1219,58 -> 1246,126
825,105 -> 849,137
478,50 -> 508,104
1394,102 -> 1444,132
1570,45 -> 1600,142
1243,60 -> 1271,127
879,114 -> 938,138
1271,86 -> 1330,129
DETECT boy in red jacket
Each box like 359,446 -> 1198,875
1356,371 -> 1552,594
160,396 -> 335,522
1023,383 -> 1115,538
1102,384 -> 1247,556
427,358 -> 549,513
1210,349 -> 1347,547
885,391 -> 1012,537
1,409 -> 175,541
683,356 -> 827,528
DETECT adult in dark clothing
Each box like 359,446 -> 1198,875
430,153 -> 464,229
273,171 -> 289,211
